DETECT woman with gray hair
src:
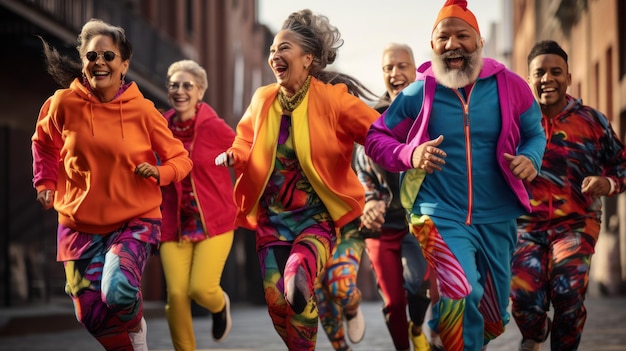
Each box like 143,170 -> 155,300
159,59 -> 237,350
32,19 -> 192,350
215,8 -> 379,351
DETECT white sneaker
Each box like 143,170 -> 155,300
129,317 -> 148,351
346,307 -> 365,344
429,332 -> 444,351
519,338 -> 541,351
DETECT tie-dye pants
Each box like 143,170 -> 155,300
510,228 -> 596,350
410,214 -> 516,351
315,224 -> 364,351
59,218 -> 159,350
257,222 -> 334,351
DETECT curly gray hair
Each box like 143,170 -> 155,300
281,9 -> 343,76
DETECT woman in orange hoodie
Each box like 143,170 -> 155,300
32,19 -> 192,351
215,9 -> 379,351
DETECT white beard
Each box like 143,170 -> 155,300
431,49 -> 483,89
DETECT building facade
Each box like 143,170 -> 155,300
0,0 -> 276,307
509,0 -> 626,295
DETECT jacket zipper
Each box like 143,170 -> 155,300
452,87 -> 474,225
543,115 -> 555,221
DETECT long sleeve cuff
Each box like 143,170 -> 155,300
607,176 -> 616,195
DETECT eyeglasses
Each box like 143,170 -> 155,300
85,51 -> 119,62
382,62 -> 412,73
167,81 -> 196,92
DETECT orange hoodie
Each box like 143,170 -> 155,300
32,79 -> 192,234
228,78 -> 380,230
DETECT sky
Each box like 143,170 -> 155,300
258,0 -> 502,96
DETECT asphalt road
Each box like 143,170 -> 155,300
1,296 -> 625,350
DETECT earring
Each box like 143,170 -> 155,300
304,64 -> 308,70
120,73 -> 126,86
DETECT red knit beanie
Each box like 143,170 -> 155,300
433,0 -> 480,36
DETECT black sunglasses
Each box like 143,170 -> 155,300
85,51 -> 119,62
167,81 -> 196,92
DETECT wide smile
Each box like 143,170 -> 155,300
540,86 -> 558,98
92,70 -> 110,79
441,49 -> 468,70
171,96 -> 190,107
273,63 -> 288,79
446,56 -> 465,69
391,81 -> 407,90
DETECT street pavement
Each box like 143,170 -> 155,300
0,296 -> 625,350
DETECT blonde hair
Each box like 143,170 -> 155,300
166,59 -> 208,90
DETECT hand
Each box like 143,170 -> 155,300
134,162 -> 160,182
411,135 -> 446,174
36,189 -> 54,210
581,176 -> 611,197
215,151 -> 234,167
360,200 -> 386,231
503,153 -> 538,182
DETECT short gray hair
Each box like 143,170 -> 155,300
382,43 -> 415,65
166,59 -> 208,90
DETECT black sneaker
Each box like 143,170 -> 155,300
212,291 -> 232,342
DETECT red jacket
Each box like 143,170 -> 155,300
160,103 -> 237,242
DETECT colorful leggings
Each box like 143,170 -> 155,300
510,229 -> 595,350
62,221 -> 156,350
315,225 -> 364,350
410,215 -> 515,351
258,223 -> 334,351
365,229 -> 431,350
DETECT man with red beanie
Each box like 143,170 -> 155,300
365,1 -> 547,350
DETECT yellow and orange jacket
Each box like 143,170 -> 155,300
228,77 -> 380,230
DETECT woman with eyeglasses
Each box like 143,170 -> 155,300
32,19 -> 192,351
159,59 -> 237,351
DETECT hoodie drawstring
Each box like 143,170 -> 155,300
119,100 -> 124,139
89,103 -> 95,137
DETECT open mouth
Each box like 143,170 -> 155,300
391,82 -> 407,92
92,71 -> 110,79
446,57 -> 464,68
274,64 -> 287,78
173,97 -> 189,103
441,50 -> 468,69
540,87 -> 558,97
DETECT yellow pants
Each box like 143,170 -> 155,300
160,231 -> 234,351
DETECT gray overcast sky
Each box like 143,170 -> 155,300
258,0 -> 501,96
